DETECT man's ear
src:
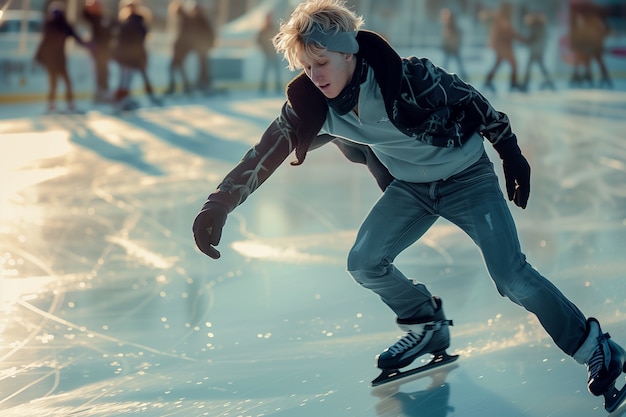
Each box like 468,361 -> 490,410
345,53 -> 354,61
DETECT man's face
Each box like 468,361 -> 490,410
300,50 -> 356,99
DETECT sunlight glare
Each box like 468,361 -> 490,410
231,239 -> 335,264
0,130 -> 71,222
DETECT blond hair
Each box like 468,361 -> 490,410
272,0 -> 364,71
119,1 -> 152,24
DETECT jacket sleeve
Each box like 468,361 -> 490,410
404,56 -> 515,147
206,103 -> 300,212
61,19 -> 86,46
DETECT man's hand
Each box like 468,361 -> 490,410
192,202 -> 228,259
493,136 -> 531,209
502,154 -> 530,209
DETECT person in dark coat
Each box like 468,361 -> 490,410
111,0 -> 159,109
82,0 -> 116,103
568,2 -> 612,88
164,1 -> 196,95
188,3 -> 216,94
34,2 -> 87,113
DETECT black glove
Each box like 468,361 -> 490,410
493,137 -> 531,209
192,202 -> 228,259
502,155 -> 530,208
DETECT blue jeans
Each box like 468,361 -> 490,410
347,151 -> 587,356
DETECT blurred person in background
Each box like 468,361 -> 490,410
481,2 -> 523,92
111,0 -> 160,111
82,0 -> 117,103
520,11 -> 555,92
35,1 -> 88,113
188,2 -> 216,95
439,8 -> 467,80
164,0 -> 196,95
568,2 -> 612,88
257,12 -> 283,94
164,0 -> 216,95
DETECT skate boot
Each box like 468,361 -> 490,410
114,97 -> 139,113
148,94 -> 163,107
45,103 -> 57,114
377,297 -> 453,370
599,76 -> 613,89
575,318 -> 626,397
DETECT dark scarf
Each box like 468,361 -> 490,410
326,56 -> 368,115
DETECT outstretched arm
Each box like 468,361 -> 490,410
192,106 -> 300,258
206,115 -> 298,211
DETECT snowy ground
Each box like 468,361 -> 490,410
1,80 -> 626,417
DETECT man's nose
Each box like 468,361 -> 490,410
310,67 -> 321,83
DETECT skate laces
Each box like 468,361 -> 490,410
388,331 -> 424,356
387,322 -> 443,356
588,333 -> 611,379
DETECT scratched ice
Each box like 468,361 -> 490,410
1,86 -> 626,417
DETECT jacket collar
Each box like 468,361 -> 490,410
355,30 -> 403,100
285,30 -> 403,164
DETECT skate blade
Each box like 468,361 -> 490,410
604,383 -> 626,413
371,352 -> 459,387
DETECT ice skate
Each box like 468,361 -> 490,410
64,104 -> 85,115
539,80 -> 556,91
113,96 -> 140,114
147,94 -> 164,107
45,102 -> 58,114
595,334 -> 626,412
576,318 -> 626,412
582,319 -> 626,396
598,76 -> 613,89
372,298 -> 457,386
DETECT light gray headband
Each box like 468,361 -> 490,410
302,24 -> 359,54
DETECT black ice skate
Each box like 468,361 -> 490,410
372,298 -> 458,386
583,318 -> 626,412
113,97 -> 140,114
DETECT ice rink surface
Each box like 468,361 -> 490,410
2,83 -> 626,417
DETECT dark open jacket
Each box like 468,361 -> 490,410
113,12 -> 148,70
206,30 -> 518,212
35,13 -> 84,72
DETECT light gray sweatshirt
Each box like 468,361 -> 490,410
321,66 -> 484,183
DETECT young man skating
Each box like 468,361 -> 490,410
193,0 -> 625,409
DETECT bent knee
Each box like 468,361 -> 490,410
497,277 -> 527,299
347,248 -> 388,274
347,249 -> 385,285
493,271 -> 539,304
347,244 -> 374,273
